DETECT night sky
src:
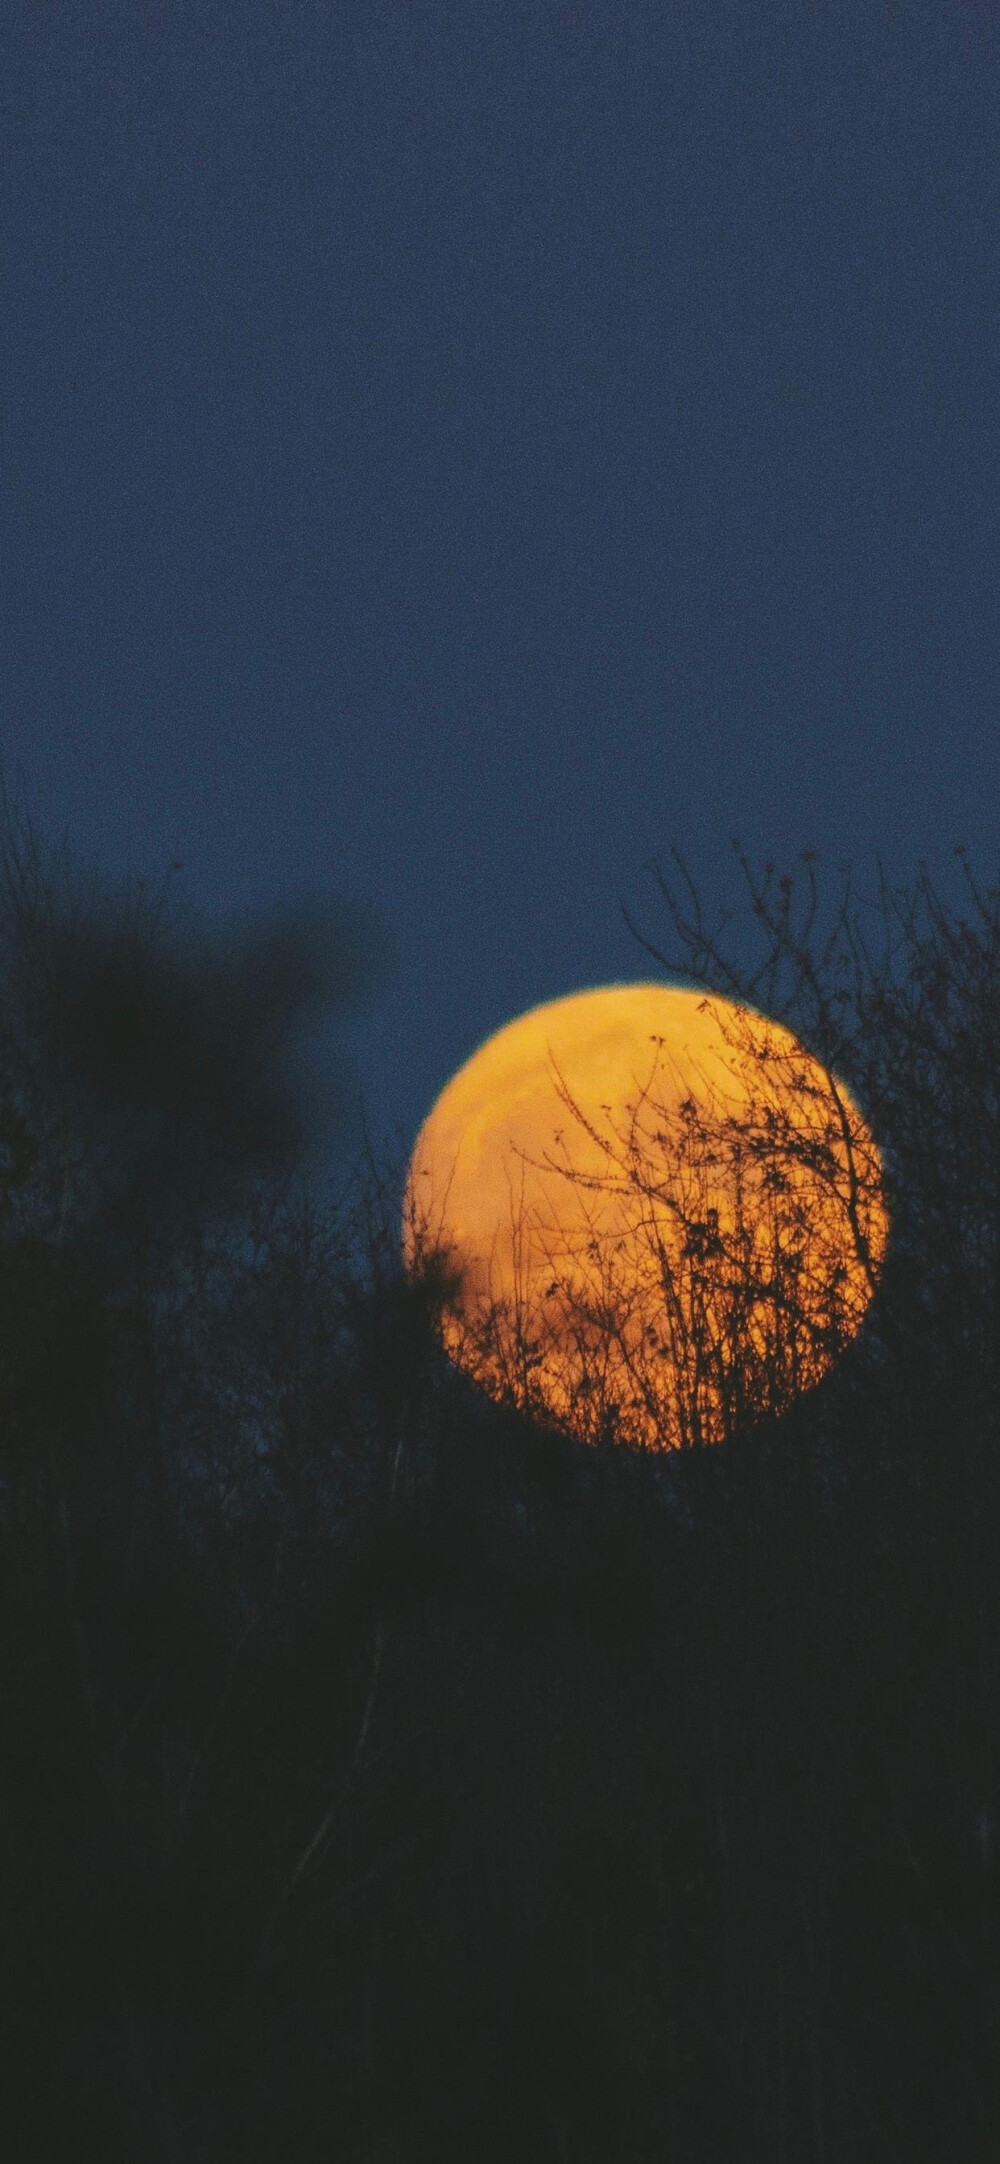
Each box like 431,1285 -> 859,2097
5,3 -> 999,1163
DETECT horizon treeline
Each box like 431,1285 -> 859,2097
1,817 -> 999,2160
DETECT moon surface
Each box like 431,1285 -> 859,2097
403,983 -> 888,1450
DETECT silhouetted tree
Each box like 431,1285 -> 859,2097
2,815 -> 1000,2161
411,990 -> 886,1452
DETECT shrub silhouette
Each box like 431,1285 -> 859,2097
0,821 -> 999,2160
406,989 -> 887,1452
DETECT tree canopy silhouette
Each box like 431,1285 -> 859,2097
1,818 -> 999,2162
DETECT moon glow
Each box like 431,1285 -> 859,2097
404,984 -> 888,1451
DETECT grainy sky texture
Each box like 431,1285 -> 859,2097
4,3 -> 998,1155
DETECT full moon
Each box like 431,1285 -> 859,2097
403,983 -> 888,1451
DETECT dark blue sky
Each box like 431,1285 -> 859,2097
4,2 -> 999,1162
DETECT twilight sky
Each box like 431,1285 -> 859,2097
4,2 -> 999,1165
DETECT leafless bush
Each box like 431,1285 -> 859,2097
411,984 -> 887,1453
3,816 -> 1000,2160
628,845 -> 1000,1426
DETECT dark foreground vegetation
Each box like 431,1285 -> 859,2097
2,820 -> 999,2160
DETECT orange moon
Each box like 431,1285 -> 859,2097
403,983 -> 888,1451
